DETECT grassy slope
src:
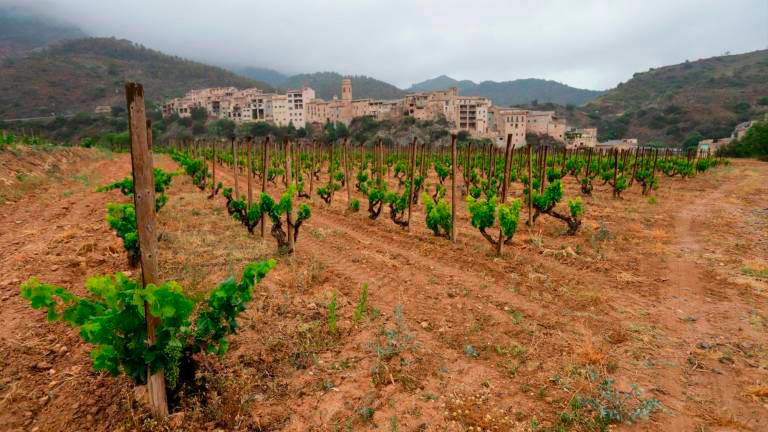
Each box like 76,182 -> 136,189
0,37 -> 270,118
573,50 -> 768,142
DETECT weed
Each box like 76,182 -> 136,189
464,345 -> 479,358
552,378 -> 662,430
311,228 -> 325,240
322,379 -> 334,392
590,220 -> 613,250
389,415 -> 398,431
507,309 -> 524,324
531,233 -> 544,250
327,291 -> 338,333
71,173 -> 93,187
647,196 -> 657,204
352,283 -> 369,324
370,305 -> 419,389
358,406 -> 375,423
741,267 -> 768,279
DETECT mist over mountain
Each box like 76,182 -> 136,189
0,7 -> 87,58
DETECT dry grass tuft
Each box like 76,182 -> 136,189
746,384 -> 768,399
577,334 -> 607,366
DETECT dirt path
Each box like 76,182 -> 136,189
648,165 -> 768,431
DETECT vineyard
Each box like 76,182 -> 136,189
0,84 -> 767,431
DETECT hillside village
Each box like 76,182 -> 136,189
162,80 -> 602,150
162,79 -> 760,154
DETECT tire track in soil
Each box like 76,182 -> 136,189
653,170 -> 767,431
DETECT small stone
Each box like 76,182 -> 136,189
34,361 -> 52,370
58,346 -> 68,354
50,265 -> 59,272
88,406 -> 99,415
420,321 -> 429,329
38,395 -> 50,405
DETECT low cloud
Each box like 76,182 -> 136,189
3,0 -> 766,89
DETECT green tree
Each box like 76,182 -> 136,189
721,121 -> 768,160
335,121 -> 349,139
682,132 -> 703,151
190,106 -> 208,122
208,119 -> 236,139
111,106 -> 126,117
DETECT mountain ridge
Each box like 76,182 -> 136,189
407,75 -> 605,106
0,37 -> 270,118
566,49 -> 768,142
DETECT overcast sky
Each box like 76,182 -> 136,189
5,0 -> 768,90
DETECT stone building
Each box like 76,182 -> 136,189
489,108 -> 528,148
564,127 -> 598,149
596,138 -> 639,151
696,138 -> 731,156
526,110 -> 566,142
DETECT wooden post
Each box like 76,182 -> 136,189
450,134 -> 457,242
125,82 -> 168,418
527,143 -> 533,226
232,137 -> 240,199
497,134 -> 513,256
540,146 -> 548,193
309,140 -> 316,196
246,136 -> 253,207
343,138 -> 352,206
211,140 -> 217,194
406,137 -> 417,231
629,148 -> 639,187
376,138 -> 383,182
285,138 -> 294,252
261,136 -> 269,237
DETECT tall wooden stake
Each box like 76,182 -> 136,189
343,138 -> 352,206
450,134 -> 457,242
285,138 -> 294,252
211,140 -> 217,194
232,137 -> 239,199
406,137 -> 417,231
496,134 -> 513,256
125,82 -> 168,418
527,143 -> 533,226
246,136 -> 253,207
261,136 -> 269,237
